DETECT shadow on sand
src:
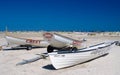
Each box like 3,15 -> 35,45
42,53 -> 109,70
3,46 -> 45,51
42,64 -> 56,70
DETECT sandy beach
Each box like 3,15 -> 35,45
0,32 -> 120,75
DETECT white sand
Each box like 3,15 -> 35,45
0,32 -> 120,75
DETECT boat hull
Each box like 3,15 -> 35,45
49,42 -> 114,69
5,36 -> 49,47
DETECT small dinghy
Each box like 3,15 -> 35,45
49,41 -> 115,69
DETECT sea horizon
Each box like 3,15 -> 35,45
0,24 -> 120,32
0,0 -> 120,32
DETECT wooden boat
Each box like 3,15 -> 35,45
49,41 -> 115,69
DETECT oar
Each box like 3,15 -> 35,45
16,53 -> 48,66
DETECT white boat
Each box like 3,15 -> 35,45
43,32 -> 86,52
49,41 -> 115,69
5,35 -> 49,50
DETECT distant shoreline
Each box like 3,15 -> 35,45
0,31 -> 120,37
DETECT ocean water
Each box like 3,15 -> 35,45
0,24 -> 120,32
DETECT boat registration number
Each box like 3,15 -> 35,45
26,39 -> 41,44
54,54 -> 65,57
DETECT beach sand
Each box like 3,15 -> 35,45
0,32 -> 120,75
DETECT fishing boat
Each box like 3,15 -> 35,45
49,41 -> 115,69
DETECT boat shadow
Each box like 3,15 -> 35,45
42,64 -> 56,70
42,53 -> 109,70
3,46 -> 45,51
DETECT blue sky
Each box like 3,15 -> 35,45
0,0 -> 120,31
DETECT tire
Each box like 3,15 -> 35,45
47,45 -> 54,53
115,41 -> 120,46
118,43 -> 120,46
71,47 -> 77,52
115,41 -> 118,45
26,46 -> 32,50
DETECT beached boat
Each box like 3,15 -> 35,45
43,32 -> 86,52
5,35 -> 49,50
49,41 -> 115,69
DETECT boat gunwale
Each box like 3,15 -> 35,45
50,42 -> 114,54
